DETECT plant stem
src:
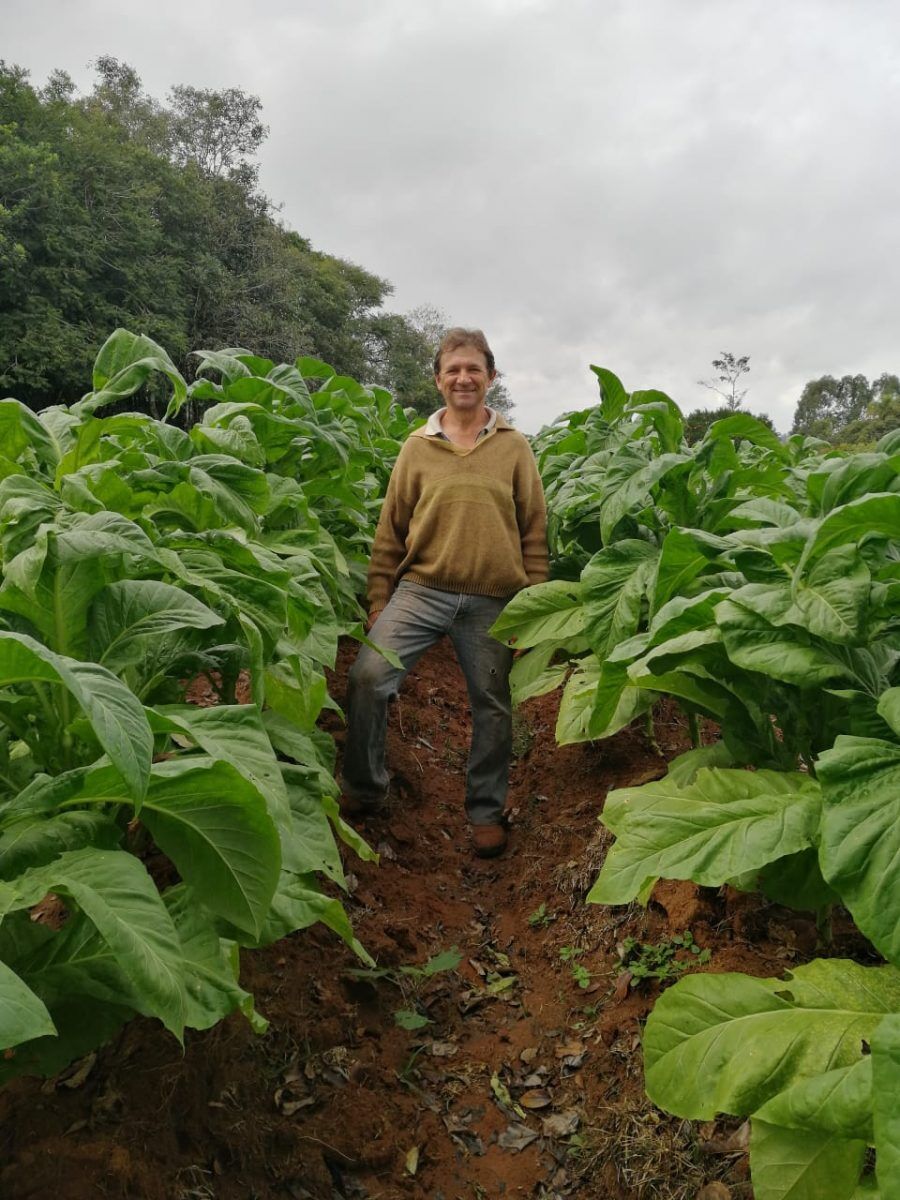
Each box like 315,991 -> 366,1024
644,707 -> 661,756
688,710 -> 701,749
816,904 -> 833,949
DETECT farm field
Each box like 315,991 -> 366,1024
1,642 -> 819,1200
1,333 -> 898,1199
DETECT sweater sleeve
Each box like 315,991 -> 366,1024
366,442 -> 417,609
514,439 -> 550,586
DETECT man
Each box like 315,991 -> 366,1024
341,328 -> 549,857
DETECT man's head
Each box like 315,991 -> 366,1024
433,328 -> 495,377
433,329 -> 497,415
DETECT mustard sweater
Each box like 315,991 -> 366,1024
367,417 -> 549,608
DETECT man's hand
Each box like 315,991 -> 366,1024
366,608 -> 384,633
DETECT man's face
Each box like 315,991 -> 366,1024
435,345 -> 496,414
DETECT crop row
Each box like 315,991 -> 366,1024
495,369 -> 900,1200
0,329 -> 412,1081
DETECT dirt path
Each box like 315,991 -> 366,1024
1,643 -> 804,1200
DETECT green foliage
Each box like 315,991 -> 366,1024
791,372 -> 900,444
527,901 -> 555,928
618,930 -> 710,987
0,60 -> 441,412
0,328 -> 414,1081
347,947 -> 462,1031
514,361 -> 900,1199
683,406 -> 775,445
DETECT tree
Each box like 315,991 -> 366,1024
167,85 -> 268,180
838,374 -> 900,445
790,374 -> 880,441
698,352 -> 750,411
0,60 -> 446,412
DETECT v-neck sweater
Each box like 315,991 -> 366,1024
367,416 -> 549,608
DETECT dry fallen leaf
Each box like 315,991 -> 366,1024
519,1088 -> 553,1110
696,1184 -> 732,1200
613,970 -> 633,1003
59,1052 -> 97,1090
542,1110 -> 580,1138
519,1046 -> 538,1064
497,1123 -> 539,1152
405,1146 -> 420,1175
430,1041 -> 459,1058
699,1120 -> 751,1155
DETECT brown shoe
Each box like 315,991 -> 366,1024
471,823 -> 508,859
339,792 -> 383,819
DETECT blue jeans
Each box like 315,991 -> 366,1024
343,580 -> 514,825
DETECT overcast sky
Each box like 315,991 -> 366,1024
6,0 -> 900,432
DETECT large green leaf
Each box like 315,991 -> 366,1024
588,768 -> 821,905
491,581 -> 584,649
871,1014 -> 900,1197
590,365 -> 629,420
643,958 -> 900,1120
798,494 -> 900,573
149,704 -> 290,835
749,1120 -> 866,1200
164,886 -> 265,1033
581,540 -> 657,656
652,527 -> 730,613
599,452 -> 691,543
754,1058 -> 873,1140
0,811 -> 121,880
717,596 -> 864,688
78,758 -> 280,938
0,400 -> 60,469
818,736 -> 900,967
0,631 -> 152,801
791,546 -> 870,645
509,641 -> 571,706
91,580 -> 223,672
15,848 -> 188,1038
0,960 -> 56,1051
80,329 -> 187,417
281,765 -> 346,885
556,658 -> 604,743
256,870 -> 372,964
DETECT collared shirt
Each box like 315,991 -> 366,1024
424,406 -> 497,441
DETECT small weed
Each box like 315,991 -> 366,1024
618,930 -> 711,988
571,963 -> 592,989
347,946 -> 462,1029
528,902 -> 555,928
559,945 -> 593,989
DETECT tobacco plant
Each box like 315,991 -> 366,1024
496,366 -> 900,1197
0,330 -> 414,1081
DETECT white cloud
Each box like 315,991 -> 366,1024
5,0 -> 900,431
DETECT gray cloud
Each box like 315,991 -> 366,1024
6,0 -> 900,431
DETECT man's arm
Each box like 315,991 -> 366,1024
513,440 -> 550,585
366,442 -> 417,615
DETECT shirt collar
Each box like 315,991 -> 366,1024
425,406 -> 497,439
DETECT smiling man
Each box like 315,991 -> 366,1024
341,328 -> 549,857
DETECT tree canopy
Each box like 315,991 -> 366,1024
0,59 -> 465,416
791,372 -> 900,445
